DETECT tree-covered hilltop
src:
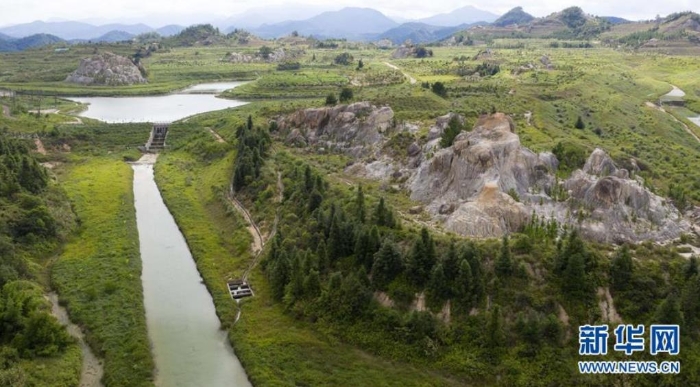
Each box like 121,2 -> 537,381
0,133 -> 79,384
492,7 -> 535,27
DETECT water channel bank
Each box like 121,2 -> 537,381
132,156 -> 250,387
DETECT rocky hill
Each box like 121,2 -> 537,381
275,106 -> 690,243
65,52 -> 147,86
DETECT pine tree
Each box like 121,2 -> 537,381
354,228 -> 374,271
247,115 -> 254,130
406,228 -> 436,287
685,256 -> 699,280
316,239 -> 329,274
610,245 -> 633,292
462,243 -> 485,303
373,197 -> 387,226
269,251 -> 290,301
495,235 -> 513,277
456,259 -> 473,309
563,251 -> 591,299
486,305 -> 506,352
371,238 -> 403,290
304,269 -> 322,299
575,115 -> 585,129
308,189 -> 323,213
304,165 -> 313,193
328,215 -> 343,262
355,185 -> 366,223
655,292 -> 684,325
427,263 -> 449,305
682,275 -> 700,331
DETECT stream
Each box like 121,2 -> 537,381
132,158 -> 251,387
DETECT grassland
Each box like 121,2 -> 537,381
51,157 -> 153,387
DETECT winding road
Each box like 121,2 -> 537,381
384,62 -> 417,84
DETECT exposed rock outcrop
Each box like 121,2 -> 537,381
407,113 -> 690,242
409,113 -> 553,237
225,48 -> 302,63
277,101 -> 394,158
65,52 -> 147,86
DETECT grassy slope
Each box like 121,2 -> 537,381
154,149 -> 462,386
20,345 -> 82,387
51,157 -> 153,387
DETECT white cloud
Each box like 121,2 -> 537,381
1,0 -> 698,26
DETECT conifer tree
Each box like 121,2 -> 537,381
495,235 -> 513,277
355,185 -> 366,223
655,292 -> 684,325
610,245 -> 633,292
456,259 -> 473,309
371,238 -> 403,290
406,228 -> 436,287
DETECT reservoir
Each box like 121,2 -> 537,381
67,82 -> 247,123
132,160 -> 251,387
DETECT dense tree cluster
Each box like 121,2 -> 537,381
0,134 -> 73,379
232,116 -> 271,191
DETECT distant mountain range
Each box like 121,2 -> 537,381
0,5 -> 658,53
416,5 -> 498,26
250,7 -> 398,40
0,21 -> 185,41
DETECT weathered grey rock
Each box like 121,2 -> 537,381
427,112 -> 465,141
583,148 -> 617,176
445,183 -> 529,238
408,205 -> 423,214
405,113 -> 690,243
407,142 -> 421,157
277,102 -> 393,157
65,52 -> 147,86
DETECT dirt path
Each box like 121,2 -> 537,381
34,138 -> 47,155
48,293 -> 104,387
208,128 -> 226,143
228,188 -> 264,256
238,171 -> 284,281
647,101 -> 700,145
383,62 -> 417,84
665,85 -> 686,98
1,104 -> 10,118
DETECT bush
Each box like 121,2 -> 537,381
334,52 -> 354,66
431,82 -> 447,98
339,87 -> 354,103
277,62 -> 301,71
325,93 -> 338,106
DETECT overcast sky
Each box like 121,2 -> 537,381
1,0 -> 698,27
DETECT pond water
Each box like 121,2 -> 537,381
132,162 -> 251,387
67,82 -> 246,123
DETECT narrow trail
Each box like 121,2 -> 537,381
1,104 -> 11,118
208,127 -> 226,143
233,172 -> 284,325
228,188 -> 264,257
383,62 -> 417,84
646,100 -> 700,145
34,138 -> 47,155
48,293 -> 104,387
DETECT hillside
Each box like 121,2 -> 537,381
0,33 -> 64,52
378,22 -> 465,44
93,30 -> 135,43
603,12 -> 700,54
492,7 -> 534,27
